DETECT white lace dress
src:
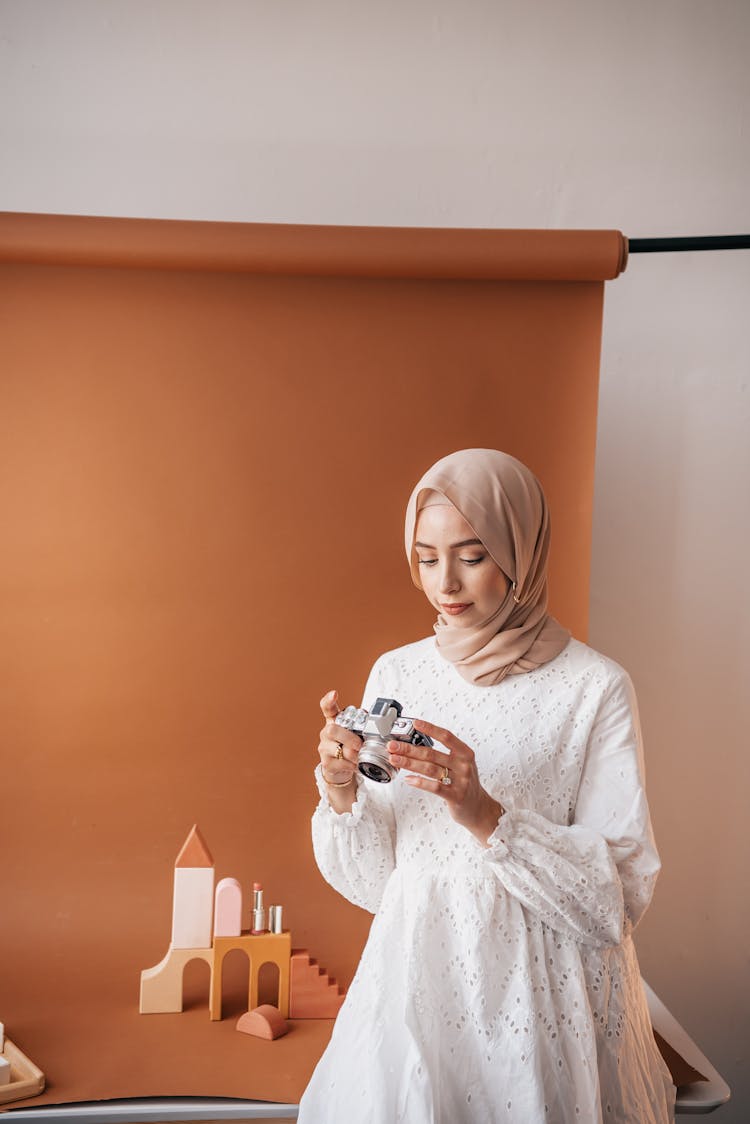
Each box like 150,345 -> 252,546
298,637 -> 676,1124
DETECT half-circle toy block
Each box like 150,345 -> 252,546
210,931 -> 292,1022
139,945 -> 215,1014
289,949 -> 346,1018
214,877 -> 243,937
236,1004 -> 289,1040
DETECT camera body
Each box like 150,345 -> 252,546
335,697 -> 433,783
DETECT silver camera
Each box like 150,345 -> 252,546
335,697 -> 433,784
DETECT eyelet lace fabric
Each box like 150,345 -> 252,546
299,638 -> 675,1124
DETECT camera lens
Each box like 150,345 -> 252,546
358,760 -> 391,783
357,736 -> 396,784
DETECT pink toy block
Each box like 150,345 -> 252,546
213,877 -> 242,937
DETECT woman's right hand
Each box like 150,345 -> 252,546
318,689 -> 359,789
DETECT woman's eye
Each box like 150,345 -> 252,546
417,558 -> 438,566
461,556 -> 485,566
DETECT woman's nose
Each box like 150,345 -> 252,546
438,563 -> 460,594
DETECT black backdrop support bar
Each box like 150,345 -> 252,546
628,234 -> 750,253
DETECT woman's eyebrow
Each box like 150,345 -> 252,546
414,538 -> 484,549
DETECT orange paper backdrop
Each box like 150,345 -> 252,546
0,214 -> 625,1107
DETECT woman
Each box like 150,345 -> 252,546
299,449 -> 675,1124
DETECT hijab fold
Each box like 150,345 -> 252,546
404,449 -> 570,687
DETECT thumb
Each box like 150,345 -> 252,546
320,689 -> 340,722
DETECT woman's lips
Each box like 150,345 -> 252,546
441,603 -> 472,615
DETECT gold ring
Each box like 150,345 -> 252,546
440,766 -> 452,787
335,743 -> 344,759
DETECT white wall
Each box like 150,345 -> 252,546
2,0 -> 748,1115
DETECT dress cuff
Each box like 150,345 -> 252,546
314,763 -> 366,825
481,808 -> 515,860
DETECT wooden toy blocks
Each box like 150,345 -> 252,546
140,826 -> 346,1030
0,1034 -> 46,1106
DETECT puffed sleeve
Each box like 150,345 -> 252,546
310,655 -> 398,914
482,670 -> 660,947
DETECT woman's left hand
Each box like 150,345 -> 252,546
387,719 -> 504,848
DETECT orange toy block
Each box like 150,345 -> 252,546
210,931 -> 291,1021
289,949 -> 346,1018
140,946 -> 214,1014
236,1004 -> 289,1040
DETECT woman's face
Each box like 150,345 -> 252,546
414,502 -> 510,627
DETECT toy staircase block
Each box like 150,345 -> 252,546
289,949 -> 346,1018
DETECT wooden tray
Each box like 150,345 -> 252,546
0,1038 -> 45,1105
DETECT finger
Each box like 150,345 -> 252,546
412,718 -> 467,754
391,754 -> 451,783
320,689 -> 340,721
403,773 -> 454,800
387,739 -> 452,771
322,724 -> 361,762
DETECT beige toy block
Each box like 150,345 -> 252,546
210,931 -> 291,1021
172,867 -> 214,948
214,876 -> 242,937
171,825 -> 215,949
289,949 -> 346,1018
0,1037 -> 46,1105
236,1004 -> 289,1040
140,945 -> 214,1014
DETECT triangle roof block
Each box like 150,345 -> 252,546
175,824 -> 214,868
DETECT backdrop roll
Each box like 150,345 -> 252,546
0,213 -> 625,1106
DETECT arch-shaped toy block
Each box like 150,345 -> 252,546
140,945 -> 214,1014
210,932 -> 291,1021
214,877 -> 242,937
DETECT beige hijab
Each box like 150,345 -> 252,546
404,449 -> 570,687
